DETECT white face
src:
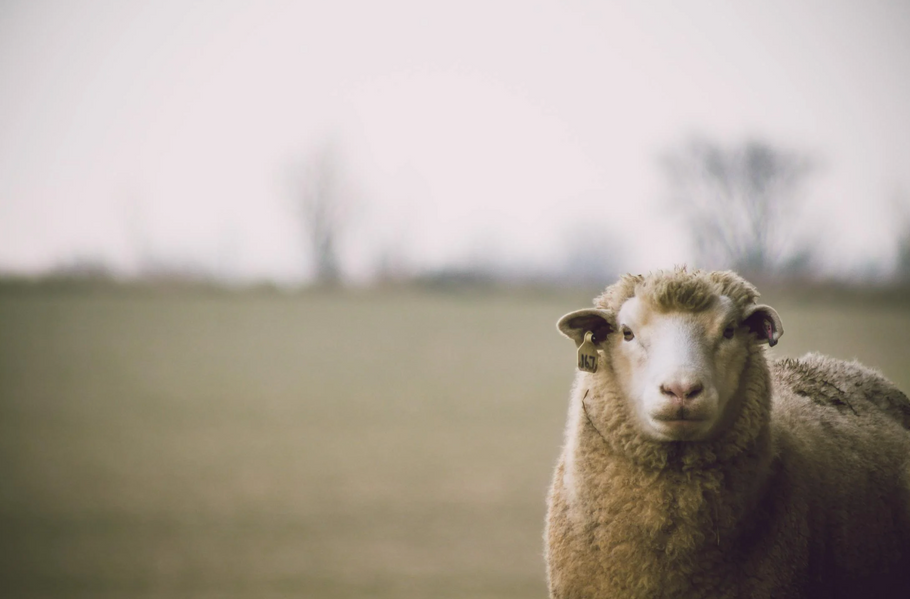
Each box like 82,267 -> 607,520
611,296 -> 750,442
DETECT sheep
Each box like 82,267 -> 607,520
545,268 -> 910,598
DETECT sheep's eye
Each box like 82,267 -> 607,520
723,325 -> 736,339
622,326 -> 634,341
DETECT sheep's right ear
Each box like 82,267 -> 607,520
557,309 -> 614,348
743,304 -> 783,347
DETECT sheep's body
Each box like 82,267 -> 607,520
546,270 -> 910,598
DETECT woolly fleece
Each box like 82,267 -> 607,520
545,268 -> 910,598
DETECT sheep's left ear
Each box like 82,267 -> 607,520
742,304 -> 783,347
557,308 -> 614,348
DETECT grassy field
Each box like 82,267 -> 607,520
1,283 -> 908,598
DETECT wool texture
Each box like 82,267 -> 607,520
546,268 -> 910,598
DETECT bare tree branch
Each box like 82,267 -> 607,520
660,136 -> 815,276
290,143 -> 351,284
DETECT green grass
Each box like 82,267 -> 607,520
0,285 -> 908,598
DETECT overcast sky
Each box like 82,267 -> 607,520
2,0 -> 909,282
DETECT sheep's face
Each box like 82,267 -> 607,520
558,279 -> 782,443
611,295 -> 751,442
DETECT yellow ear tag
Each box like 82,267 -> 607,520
577,331 -> 598,373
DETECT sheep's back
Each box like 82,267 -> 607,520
772,352 -> 910,430
769,353 -> 910,596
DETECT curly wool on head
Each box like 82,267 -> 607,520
594,267 -> 759,314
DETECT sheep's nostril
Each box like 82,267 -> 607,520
686,383 -> 704,399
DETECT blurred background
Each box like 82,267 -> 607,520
1,1 -> 909,597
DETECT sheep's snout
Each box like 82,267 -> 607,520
646,370 -> 719,437
638,325 -> 721,440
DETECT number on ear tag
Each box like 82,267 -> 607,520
577,331 -> 598,373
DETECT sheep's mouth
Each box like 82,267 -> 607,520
652,407 -> 708,423
650,409 -> 712,439
652,417 -> 708,430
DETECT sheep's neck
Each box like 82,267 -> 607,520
572,397 -> 774,577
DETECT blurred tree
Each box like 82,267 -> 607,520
660,137 -> 815,276
50,256 -> 114,280
290,142 -> 351,284
893,192 -> 910,282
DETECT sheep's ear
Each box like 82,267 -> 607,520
743,304 -> 783,347
557,309 -> 614,348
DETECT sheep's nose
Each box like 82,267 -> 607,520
659,380 -> 704,401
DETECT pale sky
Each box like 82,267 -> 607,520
2,0 -> 909,282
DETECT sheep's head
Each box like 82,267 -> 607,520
558,269 -> 782,443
